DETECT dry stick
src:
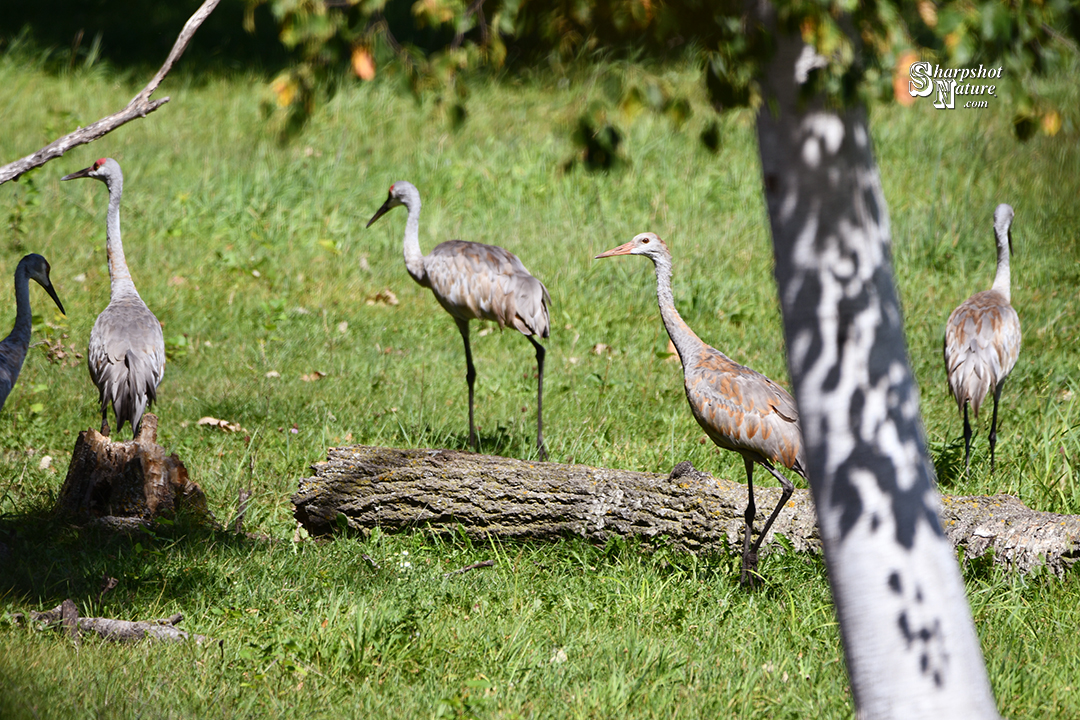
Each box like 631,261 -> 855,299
32,602 -> 217,644
232,488 -> 252,534
0,0 -> 222,186
443,559 -> 494,577
60,599 -> 80,644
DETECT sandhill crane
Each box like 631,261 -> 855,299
0,254 -> 65,411
596,232 -> 805,583
366,181 -> 551,460
944,203 -> 1021,474
62,158 -> 165,438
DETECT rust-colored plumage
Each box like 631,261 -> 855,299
366,181 -> 550,459
596,232 -> 805,583
944,203 -> 1021,474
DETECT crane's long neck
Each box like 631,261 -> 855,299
401,195 -> 427,285
104,177 -> 139,302
991,231 -> 1011,304
3,263 -> 34,356
651,251 -> 704,364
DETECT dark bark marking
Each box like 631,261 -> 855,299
887,571 -> 902,594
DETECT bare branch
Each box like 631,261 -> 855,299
0,0 -> 221,186
451,0 -> 488,51
443,559 -> 494,577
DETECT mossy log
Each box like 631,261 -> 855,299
56,414 -> 212,526
293,445 -> 1080,576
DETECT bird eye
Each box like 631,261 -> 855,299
642,238 -> 650,244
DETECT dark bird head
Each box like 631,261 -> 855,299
19,254 -> 65,316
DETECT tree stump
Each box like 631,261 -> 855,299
56,414 -> 212,526
293,445 -> 1080,575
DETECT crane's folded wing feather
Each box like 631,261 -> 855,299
685,348 -> 806,476
426,240 -> 550,338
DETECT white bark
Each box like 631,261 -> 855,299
755,20 -> 1001,720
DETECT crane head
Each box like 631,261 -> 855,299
61,158 -> 121,186
993,203 -> 1014,256
595,232 -> 669,261
19,254 -> 65,316
366,181 -> 418,228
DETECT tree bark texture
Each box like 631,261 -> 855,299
293,445 -> 1078,576
754,10 -> 1000,718
55,414 -> 212,524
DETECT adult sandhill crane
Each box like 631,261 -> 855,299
63,158 -> 165,438
944,203 -> 1021,474
596,232 -> 805,583
366,181 -> 551,460
0,254 -> 65,411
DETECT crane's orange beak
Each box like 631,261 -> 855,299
595,241 -> 635,259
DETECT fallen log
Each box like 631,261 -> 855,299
293,445 -> 1080,576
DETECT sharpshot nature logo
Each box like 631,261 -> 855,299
907,61 -> 1003,109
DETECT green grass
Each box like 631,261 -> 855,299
0,45 -> 1078,718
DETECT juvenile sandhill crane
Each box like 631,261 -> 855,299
596,232 -> 805,583
0,254 -> 65,411
944,203 -> 1021,474
63,158 -> 165,438
366,181 -> 551,460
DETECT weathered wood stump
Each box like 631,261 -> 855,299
293,445 -> 1080,575
56,414 -> 212,526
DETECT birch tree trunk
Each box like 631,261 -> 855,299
754,18 -> 1001,720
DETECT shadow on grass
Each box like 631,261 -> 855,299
0,507 -> 262,612
931,435 -> 970,487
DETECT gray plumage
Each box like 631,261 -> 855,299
944,203 -> 1021,474
0,254 -> 65,410
596,232 -> 806,584
63,158 -> 165,438
366,180 -> 550,459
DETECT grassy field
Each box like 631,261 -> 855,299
0,42 -> 1078,718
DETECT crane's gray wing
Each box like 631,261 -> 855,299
425,241 -> 550,337
944,290 -> 1020,418
89,302 -> 166,428
685,348 -> 806,476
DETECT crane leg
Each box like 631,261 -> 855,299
989,384 -> 1003,475
456,319 -> 479,452
528,336 -> 547,461
962,403 -> 972,475
100,405 -> 111,438
740,456 -> 758,585
746,461 -> 795,579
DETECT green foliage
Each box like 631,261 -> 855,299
242,0 -> 1079,148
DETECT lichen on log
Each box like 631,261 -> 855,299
293,445 -> 1080,575
293,445 -> 819,555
